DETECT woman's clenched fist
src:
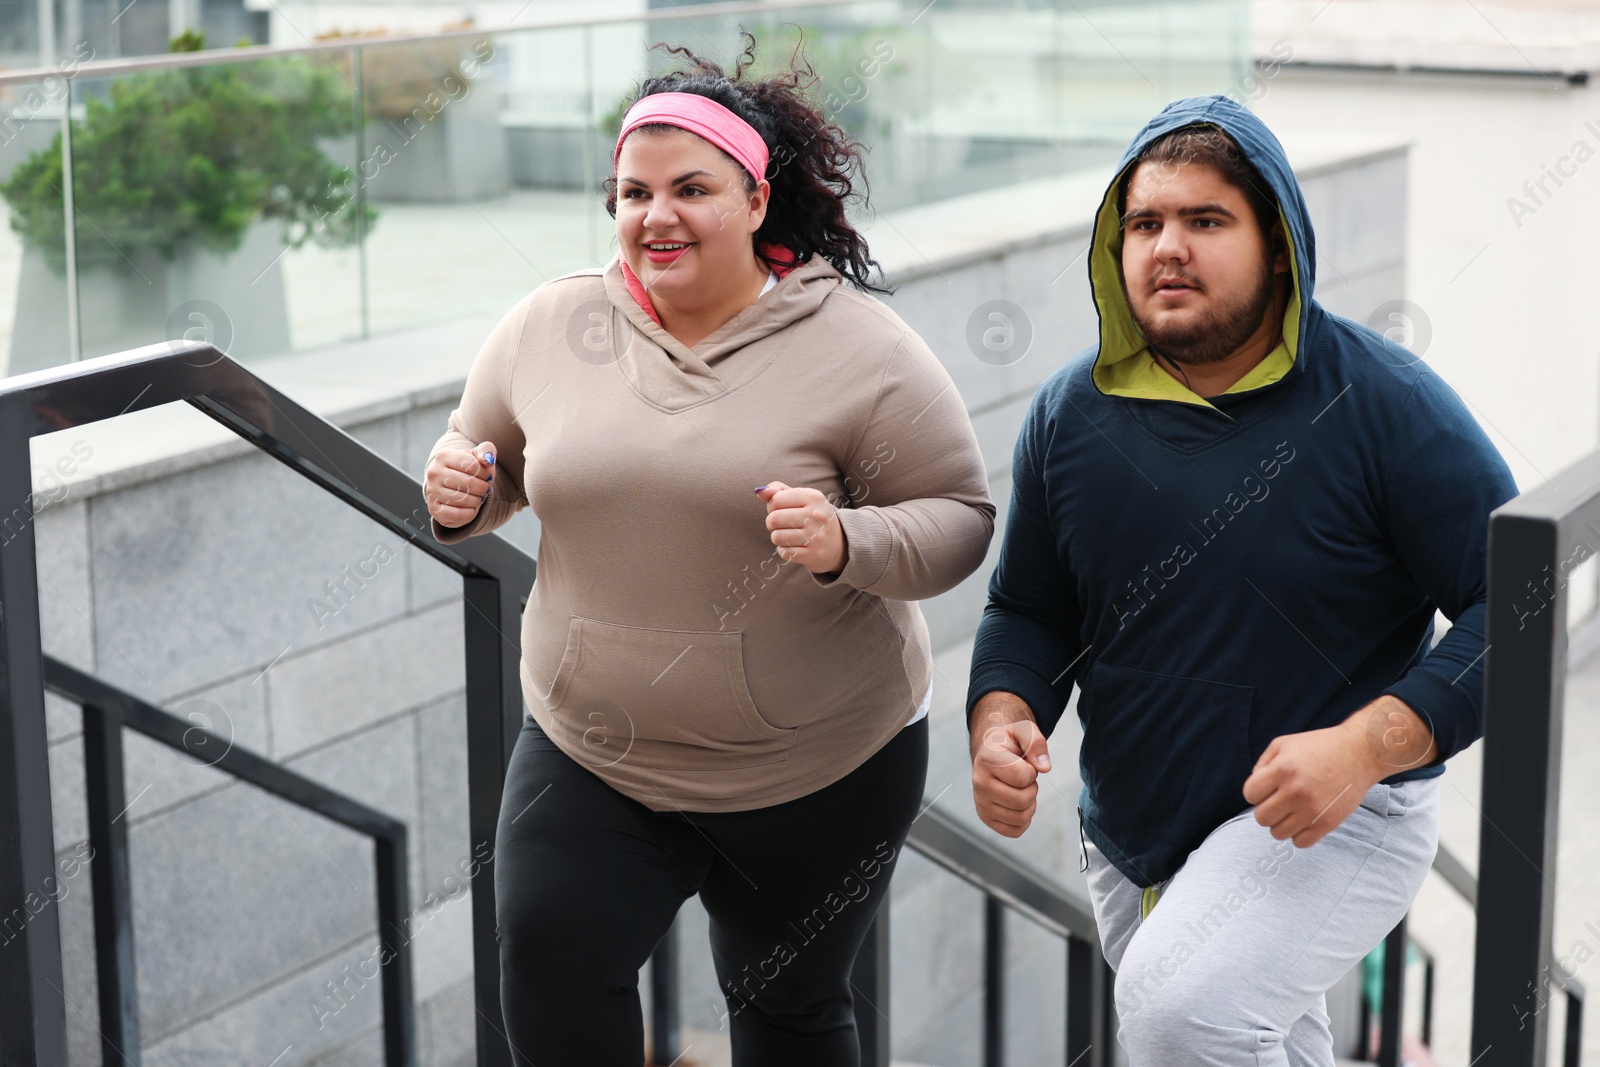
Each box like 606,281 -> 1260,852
755,480 -> 847,574
426,441 -> 498,528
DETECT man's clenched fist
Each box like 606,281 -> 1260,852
970,691 -> 1052,838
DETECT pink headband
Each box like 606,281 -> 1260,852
613,91 -> 770,182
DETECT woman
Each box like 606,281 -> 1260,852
421,37 -> 994,1066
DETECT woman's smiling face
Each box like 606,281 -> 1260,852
614,126 -> 769,307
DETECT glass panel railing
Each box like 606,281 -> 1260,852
0,0 -> 41,72
0,0 -> 1248,378
64,49 -> 363,363
356,27 -> 608,340
0,78 -> 74,377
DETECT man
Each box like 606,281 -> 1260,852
966,94 -> 1516,1063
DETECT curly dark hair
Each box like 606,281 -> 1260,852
604,31 -> 890,295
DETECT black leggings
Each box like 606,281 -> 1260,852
492,713 -> 929,1066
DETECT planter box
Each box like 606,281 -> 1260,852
321,79 -> 510,205
503,122 -> 611,191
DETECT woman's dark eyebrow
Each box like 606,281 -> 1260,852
619,170 -> 717,187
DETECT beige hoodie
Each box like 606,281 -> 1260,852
427,253 -> 995,811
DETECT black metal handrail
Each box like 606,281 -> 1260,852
644,803 -> 1115,1067
0,342 -> 535,1066
1369,841 -> 1584,1067
1477,448 -> 1600,1066
1366,911 -> 1436,1065
2,341 -> 1587,1067
893,805 -> 1115,1066
42,656 -> 416,1065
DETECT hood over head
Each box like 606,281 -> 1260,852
1088,94 -> 1316,409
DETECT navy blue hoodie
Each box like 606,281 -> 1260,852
965,95 -> 1518,888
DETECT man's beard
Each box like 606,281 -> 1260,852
1125,261 -> 1276,366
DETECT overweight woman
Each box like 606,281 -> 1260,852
421,38 -> 994,1067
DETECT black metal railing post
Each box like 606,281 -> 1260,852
1419,945 -> 1434,1048
649,919 -> 682,1066
0,399 -> 69,1067
1066,936 -> 1114,1067
83,702 -> 141,1064
1477,495 -> 1572,1066
375,830 -> 417,1067
461,573 -> 527,1067
1376,918 -> 1406,1067
1099,953 -> 1116,1066
984,895 -> 1005,1067
851,910 -> 891,1067
1562,978 -> 1585,1067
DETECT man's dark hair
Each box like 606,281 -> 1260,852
1116,125 -> 1281,242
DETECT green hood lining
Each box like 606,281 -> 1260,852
1088,148 -> 1303,410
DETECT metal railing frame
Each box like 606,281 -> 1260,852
898,805 -> 1117,1066
3,342 -> 1592,1067
0,340 -> 1114,1067
43,656 -> 416,1066
1367,839 -> 1584,1067
1351,448 -> 1600,1067
1474,451 -> 1600,1066
645,804 -> 1117,1067
0,342 -> 535,1066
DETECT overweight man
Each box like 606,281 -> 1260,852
966,95 -> 1516,1064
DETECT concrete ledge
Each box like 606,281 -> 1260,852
26,312 -> 502,508
870,134 -> 1409,286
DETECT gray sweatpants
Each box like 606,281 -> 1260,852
1083,777 -> 1441,1065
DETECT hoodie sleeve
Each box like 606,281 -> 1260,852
427,296 -> 534,546
1378,372 -> 1519,766
964,385 -> 1084,737
808,336 -> 996,600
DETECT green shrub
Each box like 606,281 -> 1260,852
0,32 -> 377,276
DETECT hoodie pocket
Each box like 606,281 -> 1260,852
1081,661 -> 1254,851
544,616 -> 796,771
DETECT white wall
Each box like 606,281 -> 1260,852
1252,0 -> 1600,504
1253,67 -> 1600,497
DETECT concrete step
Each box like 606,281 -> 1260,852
658,1033 -> 1374,1067
653,1030 -> 926,1066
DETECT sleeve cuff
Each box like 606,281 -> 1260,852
1381,675 -> 1468,764
809,507 -> 892,591
965,670 -> 1066,738
429,489 -> 520,546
